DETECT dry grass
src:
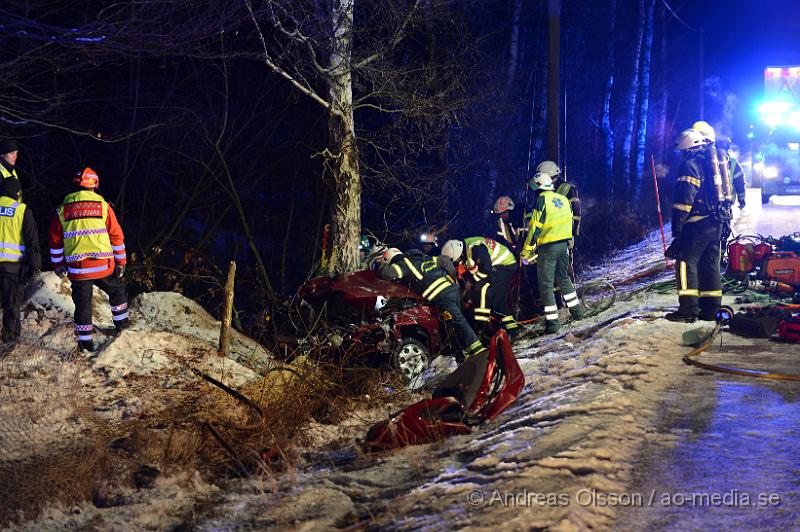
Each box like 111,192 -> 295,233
0,344 -> 113,526
0,328 -> 412,527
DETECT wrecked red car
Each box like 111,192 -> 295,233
296,270 -> 456,383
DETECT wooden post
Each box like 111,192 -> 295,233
218,261 -> 236,357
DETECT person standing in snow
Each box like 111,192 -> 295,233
0,178 -> 40,343
519,172 -> 583,334
49,167 -> 130,351
664,127 -> 728,322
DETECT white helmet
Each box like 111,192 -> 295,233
674,128 -> 706,151
692,120 -> 715,143
529,172 -> 554,191
441,240 -> 464,263
536,160 -> 561,177
380,247 -> 402,264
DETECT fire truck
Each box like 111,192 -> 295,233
751,66 -> 800,204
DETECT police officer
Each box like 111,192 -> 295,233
377,247 -> 484,360
0,178 -> 40,343
0,139 -> 20,181
520,172 -> 583,334
48,167 -> 130,350
441,236 -> 520,338
665,127 -> 730,322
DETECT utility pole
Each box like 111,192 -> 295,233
547,0 -> 561,163
699,26 -> 704,119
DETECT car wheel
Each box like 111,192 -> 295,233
761,192 -> 770,204
392,338 -> 430,384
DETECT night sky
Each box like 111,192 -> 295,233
685,0 -> 800,130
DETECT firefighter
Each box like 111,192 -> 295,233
0,178 -> 40,343
0,139 -> 20,181
692,122 -> 746,210
441,236 -> 520,338
419,232 -> 439,256
376,247 -> 484,359
490,196 -> 521,250
519,172 -> 583,334
716,135 -> 746,210
49,167 -> 130,351
665,128 -> 729,322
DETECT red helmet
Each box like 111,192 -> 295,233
492,196 -> 515,213
74,167 -> 99,189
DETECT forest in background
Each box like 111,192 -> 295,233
0,0 -> 728,334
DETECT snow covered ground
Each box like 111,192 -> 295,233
4,189 -> 800,530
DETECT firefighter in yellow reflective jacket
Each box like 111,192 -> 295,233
520,172 -> 583,334
441,236 -> 520,338
0,178 -> 40,343
376,248 -> 484,361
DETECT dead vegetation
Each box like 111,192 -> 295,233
0,324 -> 414,528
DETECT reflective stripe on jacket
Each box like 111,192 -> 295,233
520,191 -> 573,259
57,190 -> 113,263
0,196 -> 26,262
464,236 -> 516,269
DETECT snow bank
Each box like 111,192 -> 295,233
24,273 -> 273,379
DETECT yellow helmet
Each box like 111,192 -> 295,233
692,120 -> 715,143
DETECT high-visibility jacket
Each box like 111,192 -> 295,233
555,180 -> 582,237
49,190 -> 127,280
0,164 -> 18,180
0,196 -> 26,263
379,250 -> 456,302
463,237 -> 516,282
520,191 -> 572,259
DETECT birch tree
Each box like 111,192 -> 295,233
620,0 -> 645,197
631,0 -> 656,204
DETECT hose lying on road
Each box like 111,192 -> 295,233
683,324 -> 800,381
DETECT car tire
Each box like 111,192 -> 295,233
392,338 -> 430,384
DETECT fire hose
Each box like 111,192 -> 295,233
682,320 -> 800,382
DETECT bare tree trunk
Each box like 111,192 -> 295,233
620,0 -> 645,198
325,0 -> 361,274
600,0 -> 617,203
631,0 -> 656,205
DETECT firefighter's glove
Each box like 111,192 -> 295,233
54,265 -> 68,278
115,265 -> 126,278
665,239 -> 681,260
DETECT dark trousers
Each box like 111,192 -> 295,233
537,241 -> 579,325
0,272 -> 22,341
435,284 -> 482,357
676,217 -> 723,316
474,266 -> 518,336
71,273 -> 129,341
